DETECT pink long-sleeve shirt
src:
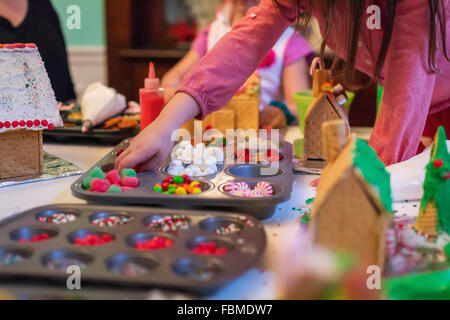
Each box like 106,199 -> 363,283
178,0 -> 450,165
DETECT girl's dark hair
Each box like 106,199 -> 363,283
274,0 -> 449,88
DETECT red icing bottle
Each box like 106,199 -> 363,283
139,62 -> 165,131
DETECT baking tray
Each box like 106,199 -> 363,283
43,126 -> 139,145
0,204 -> 266,295
71,139 -> 294,219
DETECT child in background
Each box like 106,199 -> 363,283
116,0 -> 450,172
162,0 -> 313,129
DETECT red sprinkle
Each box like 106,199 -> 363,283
74,234 -> 113,246
135,236 -> 173,250
192,242 -> 228,255
117,149 -> 124,156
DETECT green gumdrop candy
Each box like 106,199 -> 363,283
91,167 -> 106,179
121,168 -> 137,178
173,176 -> 184,185
153,186 -> 163,193
82,177 -> 94,190
107,185 -> 122,193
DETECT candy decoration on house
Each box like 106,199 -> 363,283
304,58 -> 350,161
415,126 -> 450,240
0,43 -> 62,179
310,120 -> 393,268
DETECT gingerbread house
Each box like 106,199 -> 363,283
303,58 -> 350,160
415,126 -> 450,239
181,73 -> 260,136
310,120 -> 393,267
0,43 -> 62,179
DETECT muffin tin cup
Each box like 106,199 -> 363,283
71,139 -> 294,220
0,204 -> 266,295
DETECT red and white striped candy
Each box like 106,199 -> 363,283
233,182 -> 250,194
222,180 -> 235,193
385,228 -> 396,256
255,181 -> 273,196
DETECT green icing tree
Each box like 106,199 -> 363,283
352,139 -> 393,213
420,126 -> 450,234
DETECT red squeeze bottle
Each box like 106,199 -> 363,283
139,62 -> 165,131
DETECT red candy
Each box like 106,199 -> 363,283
161,181 -> 170,191
26,120 -> 33,128
106,169 -> 121,185
164,176 -> 173,184
19,233 -> 50,243
34,119 -> 40,126
48,123 -> 54,130
13,43 -> 25,48
122,176 -> 139,188
193,242 -> 228,255
25,43 -> 37,48
182,175 -> 191,184
19,120 -> 25,127
11,121 -> 18,128
135,236 -> 174,250
41,119 -> 48,127
74,234 -> 113,246
4,121 -> 11,128
90,178 -> 111,192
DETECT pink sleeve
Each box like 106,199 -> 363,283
177,0 -> 297,119
283,32 -> 314,67
191,25 -> 210,57
369,0 -> 437,165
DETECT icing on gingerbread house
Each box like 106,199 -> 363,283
415,126 -> 450,239
310,120 -> 393,267
0,43 -> 62,179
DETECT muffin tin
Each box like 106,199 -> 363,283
0,204 -> 266,295
71,139 -> 293,219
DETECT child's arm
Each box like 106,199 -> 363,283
161,49 -> 202,103
369,0 -> 438,165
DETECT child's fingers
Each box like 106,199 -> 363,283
139,154 -> 164,173
115,147 -> 132,169
116,147 -> 153,172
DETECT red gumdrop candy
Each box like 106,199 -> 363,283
90,178 -> 111,193
122,176 -> 139,188
182,175 -> 191,184
106,170 -> 121,185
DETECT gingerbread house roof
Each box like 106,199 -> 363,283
305,92 -> 348,125
0,43 -> 62,133
314,137 -> 393,216
420,126 -> 450,233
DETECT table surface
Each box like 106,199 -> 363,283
0,126 -> 420,299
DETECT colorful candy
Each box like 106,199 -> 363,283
254,181 -> 274,196
73,234 -> 113,246
38,212 -> 76,224
146,215 -> 190,233
82,167 -> 139,193
192,242 -> 228,255
134,236 -> 174,250
91,215 -> 133,227
153,176 -> 206,195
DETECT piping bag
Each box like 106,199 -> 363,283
386,140 -> 450,202
81,82 -> 126,133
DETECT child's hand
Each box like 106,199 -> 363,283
115,92 -> 201,172
115,120 -> 174,172
260,105 -> 287,129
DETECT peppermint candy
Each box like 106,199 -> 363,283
254,181 -> 273,196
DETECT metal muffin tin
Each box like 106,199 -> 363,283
0,204 -> 266,295
71,139 -> 293,219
